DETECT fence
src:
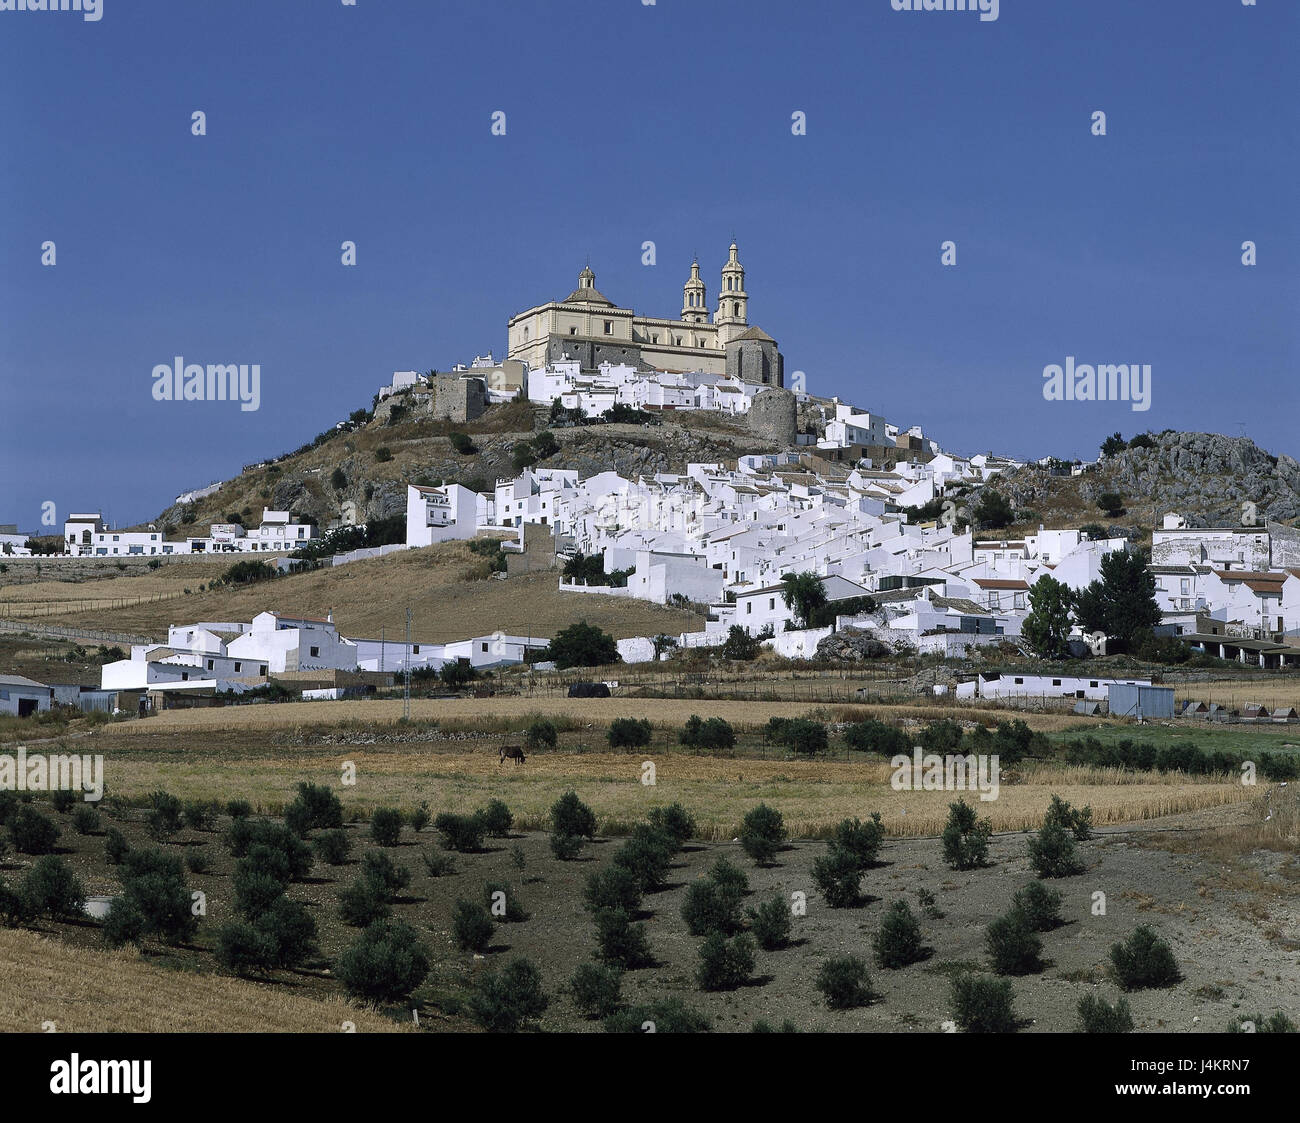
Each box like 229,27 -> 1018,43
0,619 -> 153,645
0,591 -> 186,618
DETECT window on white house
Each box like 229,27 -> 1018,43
310,647 -> 319,658
234,662 -> 241,672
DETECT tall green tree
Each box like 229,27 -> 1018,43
1071,548 -> 1161,651
780,572 -> 828,629
1021,574 -> 1074,659
545,621 -> 620,669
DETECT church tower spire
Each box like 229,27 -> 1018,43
714,241 -> 748,344
681,258 -> 707,324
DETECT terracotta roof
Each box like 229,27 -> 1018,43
972,578 -> 1030,589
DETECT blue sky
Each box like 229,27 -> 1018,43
1,0 -> 1295,530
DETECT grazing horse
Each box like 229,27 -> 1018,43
499,745 -> 526,766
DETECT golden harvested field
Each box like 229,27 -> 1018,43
118,695 -> 1110,735
0,928 -> 409,1033
7,543 -> 699,642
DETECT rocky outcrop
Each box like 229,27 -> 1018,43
815,627 -> 891,661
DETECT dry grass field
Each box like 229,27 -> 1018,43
2,543 -> 700,642
0,928 -> 409,1033
84,719 -> 1256,840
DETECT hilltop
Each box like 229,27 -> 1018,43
55,391 -> 1299,547
146,400 -> 775,540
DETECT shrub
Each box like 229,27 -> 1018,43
21,856 -> 85,919
338,878 -> 391,927
361,850 -> 411,899
583,865 -> 643,914
182,800 -> 215,832
234,867 -> 289,921
313,828 -> 352,865
549,833 -> 585,860
369,807 -> 403,847
484,880 -> 528,922
679,715 -> 735,752
570,962 -> 623,1019
433,812 -> 485,853
681,879 -> 743,937
374,446 -> 393,463
335,919 -> 430,1003
478,799 -> 513,838
467,957 -> 549,1032
739,803 -> 786,865
146,790 -> 184,840
104,827 -> 130,865
593,907 -> 653,968
608,717 -> 652,750
832,814 -> 884,869
696,932 -> 755,991
941,800 -> 992,871
407,803 -> 430,834
816,955 -> 874,1009
785,718 -> 831,756
610,825 -> 674,893
986,910 -> 1044,975
550,791 -> 597,840
186,849 -> 212,874
1028,820 -> 1084,878
452,898 -> 495,952
9,805 -> 60,854
71,804 -> 100,836
284,782 -> 344,836
873,899 -> 925,969
951,974 -> 1018,1032
112,854 -> 196,945
746,894 -> 792,950
1109,926 -> 1180,990
215,921 -> 278,976
224,821 -> 312,879
101,898 -> 146,947
811,845 -> 863,908
646,803 -> 696,848
1012,882 -> 1062,931
720,625 -> 763,662
844,719 -> 911,756
525,720 -> 557,751
50,789 -> 76,814
920,719 -> 964,752
1044,794 -> 1093,841
708,856 -> 749,898
604,997 -> 711,1033
421,849 -> 456,877
1077,993 -> 1134,1033
226,799 -> 253,819
752,1019 -> 801,1033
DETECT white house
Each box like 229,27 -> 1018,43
405,483 -> 490,547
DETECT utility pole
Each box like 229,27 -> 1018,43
404,607 -> 412,721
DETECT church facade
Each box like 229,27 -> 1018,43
506,243 -> 783,387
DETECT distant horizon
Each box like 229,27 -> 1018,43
3,0 -> 1295,528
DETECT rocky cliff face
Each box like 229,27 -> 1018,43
995,431 -> 1299,529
